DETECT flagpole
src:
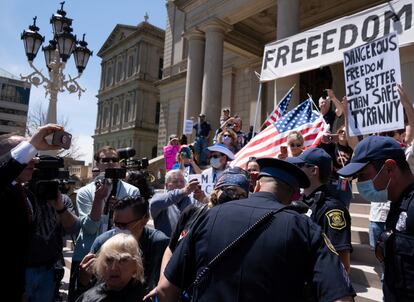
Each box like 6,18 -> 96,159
252,71 -> 263,139
259,84 -> 296,130
308,93 -> 321,115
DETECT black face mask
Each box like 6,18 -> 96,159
217,189 -> 244,205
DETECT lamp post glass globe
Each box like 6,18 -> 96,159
74,34 -> 93,74
56,27 -> 76,62
50,2 -> 73,35
21,17 -> 45,62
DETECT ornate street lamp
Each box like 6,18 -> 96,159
20,1 -> 92,127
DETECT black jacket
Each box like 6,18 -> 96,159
0,152 -> 32,300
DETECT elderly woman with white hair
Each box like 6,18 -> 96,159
75,233 -> 145,302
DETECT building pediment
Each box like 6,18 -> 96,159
97,24 -> 137,57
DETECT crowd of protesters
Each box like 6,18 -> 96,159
2,83 -> 414,302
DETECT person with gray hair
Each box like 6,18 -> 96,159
149,170 -> 204,236
75,233 -> 145,302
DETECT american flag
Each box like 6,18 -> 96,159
263,86 -> 294,126
231,99 -> 328,168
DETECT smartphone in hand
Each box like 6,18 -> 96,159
322,134 -> 339,144
280,145 -> 288,155
52,131 -> 72,149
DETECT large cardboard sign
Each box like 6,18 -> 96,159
343,33 -> 403,136
260,0 -> 413,82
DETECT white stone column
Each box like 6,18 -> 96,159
275,0 -> 300,108
201,20 -> 228,131
183,30 -> 205,122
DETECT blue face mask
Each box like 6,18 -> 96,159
356,165 -> 390,203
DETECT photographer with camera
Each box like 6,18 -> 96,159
69,145 -> 140,302
25,155 -> 80,302
0,124 -> 70,301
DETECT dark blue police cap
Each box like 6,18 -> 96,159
337,136 -> 405,177
257,158 -> 310,188
295,148 -> 333,177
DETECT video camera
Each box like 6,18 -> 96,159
117,147 -> 149,171
115,147 -> 154,199
29,155 -> 69,201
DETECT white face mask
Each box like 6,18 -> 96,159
210,157 -> 222,169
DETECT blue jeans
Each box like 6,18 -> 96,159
369,221 -> 386,249
194,136 -> 209,165
25,266 -> 55,302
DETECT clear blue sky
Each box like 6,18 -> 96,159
0,0 -> 166,164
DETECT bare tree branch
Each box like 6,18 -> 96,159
26,102 -> 85,159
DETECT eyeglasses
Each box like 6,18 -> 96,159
289,143 -> 302,148
211,154 -> 223,159
223,134 -> 231,138
338,130 -> 345,134
113,217 -> 140,229
100,157 -> 119,163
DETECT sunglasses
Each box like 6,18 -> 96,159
223,134 -> 231,137
113,217 -> 140,229
289,143 -> 302,148
211,154 -> 223,159
338,130 -> 345,134
100,157 -> 119,163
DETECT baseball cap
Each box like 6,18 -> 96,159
257,158 -> 310,188
207,144 -> 235,160
337,136 -> 405,177
292,148 -> 333,178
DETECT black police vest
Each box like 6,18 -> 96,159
384,184 -> 414,299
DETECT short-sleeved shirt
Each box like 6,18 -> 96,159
305,185 -> 352,252
90,226 -> 169,291
383,183 -> 414,300
164,192 -> 355,302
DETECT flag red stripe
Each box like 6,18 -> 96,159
231,117 -> 327,167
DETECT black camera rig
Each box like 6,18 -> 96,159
29,155 -> 70,201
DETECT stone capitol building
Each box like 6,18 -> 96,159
93,19 -> 164,159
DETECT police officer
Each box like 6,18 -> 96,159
288,148 -> 352,272
337,136 -> 414,302
156,158 -> 355,302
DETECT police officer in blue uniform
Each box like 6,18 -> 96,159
337,136 -> 414,301
288,148 -> 352,272
156,158 -> 355,302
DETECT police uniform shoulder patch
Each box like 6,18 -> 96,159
322,232 -> 338,255
325,209 -> 346,230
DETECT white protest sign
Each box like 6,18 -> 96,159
260,0 -> 413,82
343,32 -> 403,136
189,173 -> 214,195
183,119 -> 193,135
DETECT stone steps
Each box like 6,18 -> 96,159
349,197 -> 383,302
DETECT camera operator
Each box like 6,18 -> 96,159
68,145 -> 140,302
0,124 -> 65,302
25,156 -> 80,302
